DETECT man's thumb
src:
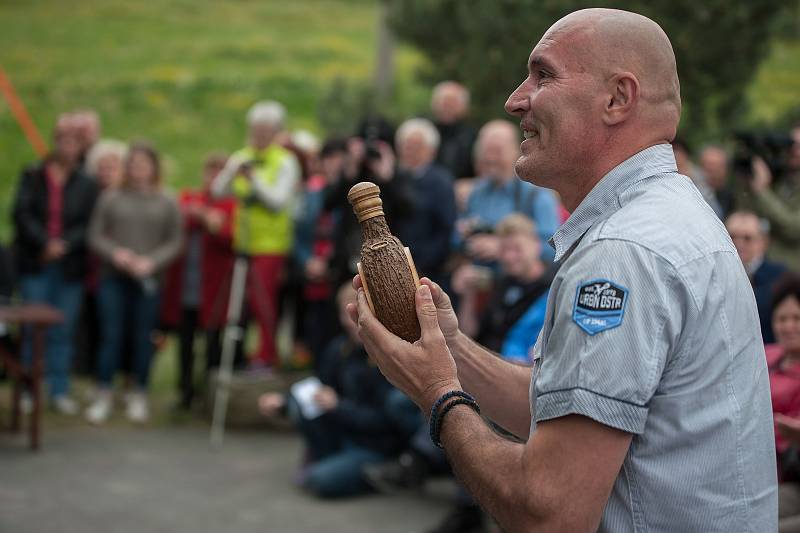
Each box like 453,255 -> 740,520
416,285 -> 443,342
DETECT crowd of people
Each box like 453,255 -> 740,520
2,80 -> 800,531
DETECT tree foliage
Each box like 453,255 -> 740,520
387,0 -> 797,141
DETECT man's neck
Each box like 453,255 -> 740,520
560,140 -> 671,211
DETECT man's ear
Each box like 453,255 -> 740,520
603,73 -> 639,126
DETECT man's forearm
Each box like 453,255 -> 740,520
448,332 -> 532,438
438,404 -> 551,532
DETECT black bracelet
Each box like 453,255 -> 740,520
431,397 -> 480,449
428,390 -> 475,423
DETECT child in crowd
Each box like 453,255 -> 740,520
258,282 -> 407,498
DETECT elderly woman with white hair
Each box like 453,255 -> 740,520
211,100 -> 300,370
85,139 -> 127,190
394,117 -> 457,284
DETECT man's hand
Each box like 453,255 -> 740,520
750,156 -> 773,194
347,280 -> 460,411
313,386 -> 339,411
451,264 -> 493,294
353,275 -> 460,345
258,392 -> 286,417
42,239 -> 67,262
465,234 -> 501,262
367,141 -> 396,183
204,208 -> 225,234
304,256 -> 328,281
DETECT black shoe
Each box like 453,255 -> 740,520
426,503 -> 485,533
363,451 -> 429,494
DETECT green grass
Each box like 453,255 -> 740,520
0,0 -> 427,241
0,0 -> 798,246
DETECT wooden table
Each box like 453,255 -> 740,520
0,304 -> 63,451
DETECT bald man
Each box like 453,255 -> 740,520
350,8 -> 776,532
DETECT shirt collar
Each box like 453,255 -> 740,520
549,144 -> 678,262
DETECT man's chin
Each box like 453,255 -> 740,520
514,157 -> 538,182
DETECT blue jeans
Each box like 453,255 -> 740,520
287,395 -> 387,498
96,275 -> 160,388
304,443 -> 385,498
20,263 -> 83,398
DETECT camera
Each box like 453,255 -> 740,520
732,131 -> 794,180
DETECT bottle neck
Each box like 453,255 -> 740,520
360,215 -> 392,241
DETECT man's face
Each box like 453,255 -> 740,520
499,233 -> 540,280
700,148 -> 728,191
320,152 -> 345,182
54,126 -> 82,163
476,134 -> 518,181
203,161 -> 225,188
504,26 -> 603,191
398,131 -> 434,170
249,123 -> 277,150
432,87 -> 467,124
726,214 -> 767,266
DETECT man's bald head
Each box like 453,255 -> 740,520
551,8 -> 681,132
505,8 -> 682,210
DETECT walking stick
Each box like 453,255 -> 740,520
210,252 -> 249,447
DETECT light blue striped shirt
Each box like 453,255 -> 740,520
529,144 -> 777,532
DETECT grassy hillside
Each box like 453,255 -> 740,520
0,0 -> 427,240
1,0 -> 797,244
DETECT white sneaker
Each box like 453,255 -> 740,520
52,395 -> 80,416
85,390 -> 113,424
125,392 -> 149,423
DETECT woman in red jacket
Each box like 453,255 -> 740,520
160,153 -> 237,409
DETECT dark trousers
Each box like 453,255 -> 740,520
287,395 -> 385,498
97,275 -> 160,389
177,317 -> 244,406
178,307 -> 199,405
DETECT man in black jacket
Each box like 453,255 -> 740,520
431,81 -> 478,180
12,116 -> 98,414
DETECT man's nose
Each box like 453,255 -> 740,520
505,80 -> 530,117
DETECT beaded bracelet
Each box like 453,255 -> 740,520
431,397 -> 480,449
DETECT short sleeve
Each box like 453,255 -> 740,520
534,238 -> 683,434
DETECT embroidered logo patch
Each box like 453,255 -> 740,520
572,279 -> 628,335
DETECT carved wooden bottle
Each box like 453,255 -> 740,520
348,181 -> 421,342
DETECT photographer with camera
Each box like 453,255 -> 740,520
211,101 -> 300,371
323,116 -> 414,286
735,126 -> 800,271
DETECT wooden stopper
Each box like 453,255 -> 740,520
348,181 -> 385,223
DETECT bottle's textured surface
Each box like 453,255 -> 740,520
348,182 -> 421,343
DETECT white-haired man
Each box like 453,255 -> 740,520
395,118 -> 456,284
456,119 -> 559,263
431,81 -> 478,179
212,100 -> 300,369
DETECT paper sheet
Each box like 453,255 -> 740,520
289,376 -> 324,420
